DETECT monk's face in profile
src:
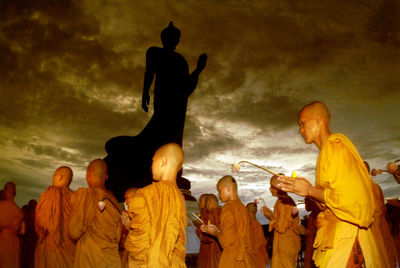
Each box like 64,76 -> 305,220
298,108 -> 319,144
217,183 -> 230,203
205,197 -> 219,211
269,176 -> 279,197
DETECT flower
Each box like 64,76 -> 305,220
231,163 -> 241,173
387,162 -> 398,174
98,201 -> 106,212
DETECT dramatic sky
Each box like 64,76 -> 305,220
1,0 -> 399,223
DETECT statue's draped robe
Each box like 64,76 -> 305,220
313,133 -> 381,267
34,186 -> 75,268
269,196 -> 300,268
218,200 -> 256,268
68,188 -> 122,268
0,200 -> 24,268
125,181 -> 186,268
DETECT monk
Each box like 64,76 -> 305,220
195,193 -> 210,267
125,143 -> 187,267
120,187 -> 137,268
21,199 -> 38,268
278,101 -> 382,267
0,182 -> 25,268
68,159 -> 122,268
199,194 -> 222,268
261,175 -> 300,268
34,166 -> 76,268
202,175 -> 256,268
246,202 -> 268,268
303,197 -> 320,268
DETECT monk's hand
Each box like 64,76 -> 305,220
200,224 -> 220,237
278,176 -> 312,197
197,53 -> 207,72
261,206 -> 273,220
142,91 -> 150,112
121,211 -> 131,229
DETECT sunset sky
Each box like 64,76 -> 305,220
1,0 -> 399,224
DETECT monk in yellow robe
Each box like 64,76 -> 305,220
68,159 -> 122,268
202,175 -> 256,268
125,143 -> 187,267
303,197 -> 320,268
261,175 -> 300,268
34,166 -> 76,268
278,101 -> 383,267
120,187 -> 137,268
247,202 -> 268,268
0,182 -> 25,268
196,193 -> 210,268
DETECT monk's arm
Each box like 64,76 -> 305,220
68,190 -> 87,240
278,176 -> 324,203
270,203 -> 295,233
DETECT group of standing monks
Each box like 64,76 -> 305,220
0,100 -> 398,268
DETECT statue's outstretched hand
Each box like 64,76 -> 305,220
197,53 -> 207,72
142,92 -> 150,112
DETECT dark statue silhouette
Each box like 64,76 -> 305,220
104,22 -> 207,201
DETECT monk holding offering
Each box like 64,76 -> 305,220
247,202 -> 268,268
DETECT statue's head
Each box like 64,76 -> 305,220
161,21 -> 180,50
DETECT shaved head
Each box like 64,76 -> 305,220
53,166 -> 73,187
3,181 -> 16,200
152,143 -> 184,182
300,101 -> 331,123
154,143 -> 184,172
198,193 -> 209,209
124,187 -> 138,208
205,194 -> 219,211
246,202 -> 257,214
217,175 -> 238,192
86,159 -> 108,188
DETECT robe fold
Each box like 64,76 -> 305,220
125,181 -> 186,268
269,196 -> 300,268
0,200 -> 25,268
313,133 -> 381,268
34,186 -> 75,268
249,216 -> 268,268
218,199 -> 255,268
196,208 -> 209,268
198,207 -> 222,268
68,188 -> 122,268
304,212 -> 318,268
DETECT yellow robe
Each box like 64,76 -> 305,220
68,188 -> 122,268
201,207 -> 222,268
313,133 -> 381,267
0,200 -> 25,268
269,196 -> 300,268
249,216 -> 268,268
370,182 -> 397,267
34,186 -> 75,268
218,199 -> 256,268
125,181 -> 186,268
196,208 -> 210,268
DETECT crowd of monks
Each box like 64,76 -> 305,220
0,101 -> 400,268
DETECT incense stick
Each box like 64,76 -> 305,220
192,212 -> 204,224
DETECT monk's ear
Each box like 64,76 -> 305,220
161,156 -> 168,167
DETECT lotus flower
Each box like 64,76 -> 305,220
387,162 -> 398,174
231,163 -> 241,173
98,201 -> 106,212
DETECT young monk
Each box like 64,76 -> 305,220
202,175 -> 256,268
261,175 -> 300,268
34,166 -> 76,268
125,143 -> 187,267
196,193 -> 210,267
278,101 -> 382,267
0,182 -> 25,268
247,202 -> 268,268
120,187 -> 137,268
68,159 -> 122,268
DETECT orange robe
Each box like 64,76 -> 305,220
0,200 -> 25,268
200,207 -> 222,268
370,182 -> 397,267
313,133 -> 381,267
68,188 -> 122,268
125,181 -> 186,267
269,196 -> 300,268
304,212 -> 318,268
249,216 -> 268,268
196,208 -> 210,268
34,186 -> 75,268
218,199 -> 256,268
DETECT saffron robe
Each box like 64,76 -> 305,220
218,199 -> 256,268
199,207 -> 222,268
125,181 -> 187,268
313,133 -> 381,267
249,216 -> 268,268
68,188 -> 122,268
34,186 -> 75,268
269,196 -> 300,268
0,200 -> 25,268
196,208 -> 210,268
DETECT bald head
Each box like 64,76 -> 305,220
217,175 -> 238,192
86,159 -> 108,188
300,101 -> 330,123
205,194 -> 219,211
124,187 -> 138,207
217,175 -> 239,202
198,193 -> 209,209
3,181 -> 16,201
53,166 -> 73,187
152,143 -> 184,182
246,202 -> 257,214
